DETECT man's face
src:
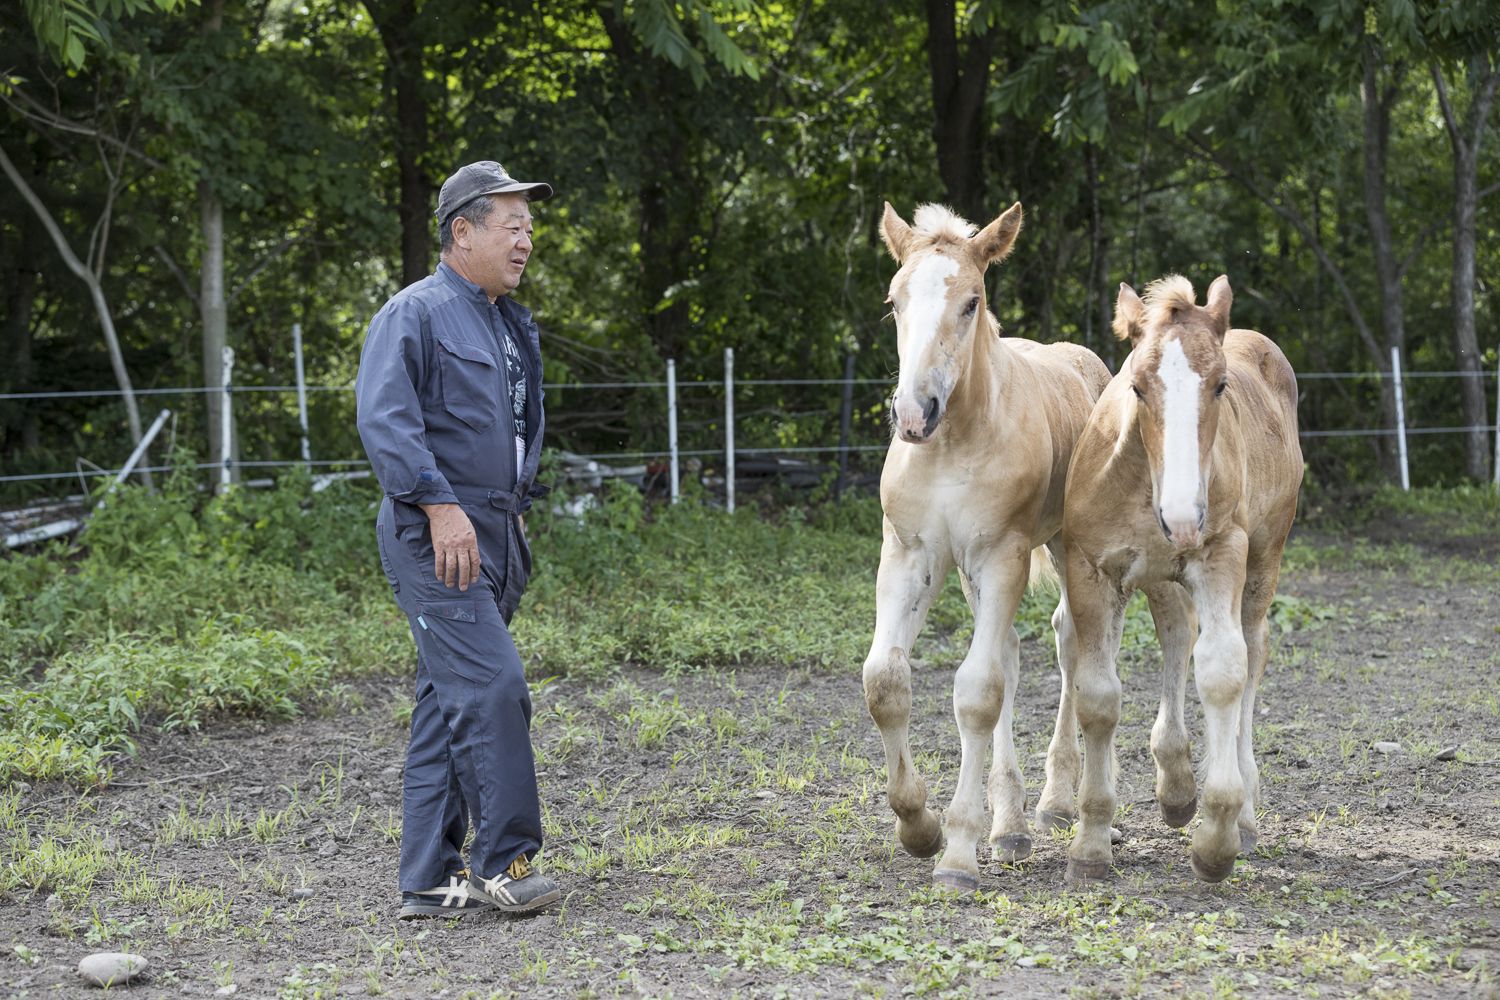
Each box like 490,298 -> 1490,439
455,194 -> 534,298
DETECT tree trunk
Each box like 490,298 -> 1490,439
923,0 -> 994,222
199,178 -> 236,484
2,214 -> 39,456
601,5 -> 695,364
366,0 -> 433,288
1361,40 -> 1406,483
1432,59 -> 1499,482
0,140 -> 147,476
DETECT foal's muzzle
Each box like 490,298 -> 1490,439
893,392 -> 945,443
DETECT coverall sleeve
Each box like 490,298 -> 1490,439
355,297 -> 459,506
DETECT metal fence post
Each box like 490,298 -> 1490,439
293,322 -> 311,470
1391,346 -> 1409,491
220,346 -> 235,491
667,358 -> 679,504
724,348 -> 735,513
1492,353 -> 1500,488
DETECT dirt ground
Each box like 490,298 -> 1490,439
3,517 -> 1498,999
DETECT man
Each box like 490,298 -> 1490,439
356,160 -> 559,919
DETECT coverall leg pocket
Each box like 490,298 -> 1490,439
413,598 -> 495,686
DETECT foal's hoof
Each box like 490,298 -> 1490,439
1036,810 -> 1075,835
1238,829 -> 1259,856
1065,857 -> 1111,884
1190,850 -> 1236,883
991,833 -> 1033,864
932,868 -> 980,893
897,811 -> 944,859
1159,796 -> 1198,829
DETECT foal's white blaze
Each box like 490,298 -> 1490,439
1157,338 -> 1204,544
893,254 -> 961,437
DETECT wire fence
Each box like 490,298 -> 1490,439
3,349 -> 1498,495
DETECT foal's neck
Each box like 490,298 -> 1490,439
946,312 -> 1010,436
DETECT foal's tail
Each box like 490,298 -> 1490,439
1029,546 -> 1060,594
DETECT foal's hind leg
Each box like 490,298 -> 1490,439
1145,583 -> 1198,828
1236,535 -> 1288,857
863,523 -> 950,860
1237,613 -> 1269,855
1036,539 -> 1081,835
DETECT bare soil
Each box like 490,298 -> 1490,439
4,518 -> 1498,999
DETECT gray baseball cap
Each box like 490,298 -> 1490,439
435,160 -> 554,222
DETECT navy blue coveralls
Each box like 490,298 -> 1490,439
355,261 -> 547,890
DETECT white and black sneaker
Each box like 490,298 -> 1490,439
399,870 -> 496,920
467,855 -> 561,915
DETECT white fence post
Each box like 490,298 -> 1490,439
293,322 -> 311,470
724,347 -> 735,513
1493,353 -> 1499,488
667,358 -> 679,504
1391,346 -> 1409,491
220,346 -> 235,491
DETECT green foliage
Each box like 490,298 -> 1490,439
0,469 -> 406,783
21,0 -> 185,69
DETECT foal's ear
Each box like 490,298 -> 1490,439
972,202 -> 1023,267
880,202 -> 915,263
1204,274 -> 1232,340
1114,283 -> 1145,345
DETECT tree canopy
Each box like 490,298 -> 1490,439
3,0 -> 1497,500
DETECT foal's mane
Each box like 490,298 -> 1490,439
1141,275 -> 1200,330
910,204 -> 977,250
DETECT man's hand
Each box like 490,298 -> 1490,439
421,503 -> 480,591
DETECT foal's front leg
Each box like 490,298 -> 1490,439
863,523 -> 950,859
1184,536 -> 1250,882
1064,548 -> 1127,883
933,545 -> 1029,891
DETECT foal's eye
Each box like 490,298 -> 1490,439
1215,379 -> 1228,397
1130,384 -> 1144,399
961,296 -> 979,317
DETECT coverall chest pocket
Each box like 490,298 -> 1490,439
437,338 -> 501,432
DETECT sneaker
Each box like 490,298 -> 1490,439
399,870 -> 495,920
467,855 -> 561,915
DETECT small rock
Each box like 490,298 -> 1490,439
1436,745 -> 1459,762
1371,741 -> 1402,755
14,781 -> 30,795
290,887 -> 314,901
45,893 -> 61,910
78,952 -> 148,988
1378,796 -> 1394,814
317,841 -> 338,857
1016,956 -> 1039,968
753,790 -> 777,800
1294,758 -> 1311,769
214,986 -> 238,997
658,688 -> 676,700
1110,826 -> 1124,845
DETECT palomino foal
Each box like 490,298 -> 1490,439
863,202 -> 1109,891
1060,275 -> 1302,883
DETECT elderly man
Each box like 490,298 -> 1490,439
356,161 -> 559,918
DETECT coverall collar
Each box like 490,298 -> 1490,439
438,260 -> 501,304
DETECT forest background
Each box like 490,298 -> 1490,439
3,0 -> 1499,502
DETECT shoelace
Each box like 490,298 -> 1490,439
506,855 -> 532,881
